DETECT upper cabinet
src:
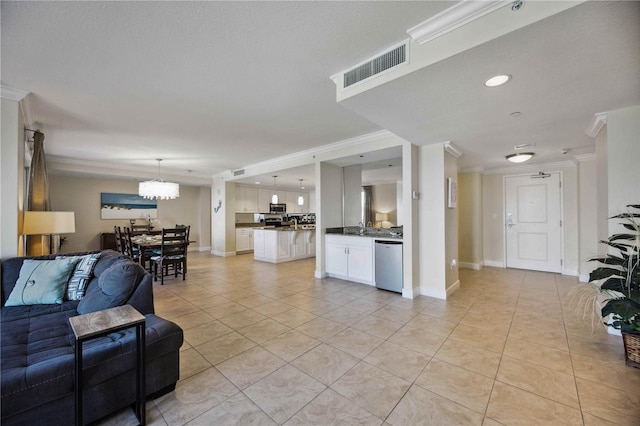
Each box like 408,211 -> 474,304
238,184 -> 310,213
235,186 -> 258,212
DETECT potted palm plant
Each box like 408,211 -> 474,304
589,204 -> 640,368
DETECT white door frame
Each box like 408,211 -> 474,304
502,171 -> 565,273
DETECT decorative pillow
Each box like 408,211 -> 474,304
5,258 -> 80,306
76,261 -> 143,314
56,253 -> 101,300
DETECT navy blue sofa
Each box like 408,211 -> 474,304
1,250 -> 183,425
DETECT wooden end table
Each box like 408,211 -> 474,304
69,305 -> 146,426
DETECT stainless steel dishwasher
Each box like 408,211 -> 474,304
374,240 -> 403,293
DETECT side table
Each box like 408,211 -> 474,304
69,305 -> 146,426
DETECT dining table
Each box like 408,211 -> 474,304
131,235 -> 194,267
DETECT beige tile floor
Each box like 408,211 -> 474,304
100,252 -> 640,425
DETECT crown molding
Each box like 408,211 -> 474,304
585,112 -> 607,137
407,0 -> 509,45
482,160 -> 577,175
1,84 -> 29,101
574,153 -> 596,162
444,141 -> 463,158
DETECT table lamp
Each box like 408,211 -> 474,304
375,213 -> 390,228
22,211 -> 76,255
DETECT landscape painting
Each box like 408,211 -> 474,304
101,192 -> 158,219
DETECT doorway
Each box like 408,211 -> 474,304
504,172 -> 562,273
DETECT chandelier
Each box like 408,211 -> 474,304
139,159 -> 180,200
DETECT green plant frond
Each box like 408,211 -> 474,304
601,298 -> 640,320
611,212 -> 640,220
600,240 -> 633,252
608,233 -> 637,242
589,267 -> 624,281
626,204 -> 640,209
600,277 -> 628,292
588,255 -> 626,265
623,223 -> 639,231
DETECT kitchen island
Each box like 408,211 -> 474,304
253,228 -> 316,263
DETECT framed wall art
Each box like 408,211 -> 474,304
100,192 -> 158,219
447,177 -> 457,209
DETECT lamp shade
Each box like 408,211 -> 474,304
375,213 -> 390,222
22,211 -> 76,235
139,180 -> 180,200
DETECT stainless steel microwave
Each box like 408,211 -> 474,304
269,203 -> 286,214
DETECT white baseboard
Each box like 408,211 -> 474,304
402,287 -> 416,299
579,274 -> 590,283
419,286 -> 446,300
483,260 -> 504,268
447,280 -> 460,298
192,246 -> 211,252
563,269 -> 578,277
315,271 -> 327,279
459,262 -> 483,270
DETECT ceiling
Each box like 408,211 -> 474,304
2,2 -> 639,187
1,1 -> 448,185
340,1 -> 640,171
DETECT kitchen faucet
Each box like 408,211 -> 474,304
292,217 -> 298,230
358,221 -> 365,234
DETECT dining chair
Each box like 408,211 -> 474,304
130,223 -> 152,234
123,227 -> 154,272
175,224 -> 191,245
151,227 -> 188,285
113,226 -> 124,253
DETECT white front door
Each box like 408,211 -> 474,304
505,172 -> 562,273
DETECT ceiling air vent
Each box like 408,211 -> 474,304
343,42 -> 408,89
233,169 -> 245,176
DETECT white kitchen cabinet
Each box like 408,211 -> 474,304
253,228 -> 265,257
254,229 -> 316,263
235,186 -> 258,212
325,235 -> 374,285
235,228 -> 254,252
258,189 -> 271,213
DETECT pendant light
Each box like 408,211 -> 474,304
271,175 -> 278,204
139,159 -> 180,200
297,179 -> 304,206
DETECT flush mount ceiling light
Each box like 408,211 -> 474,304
271,176 -> 278,204
485,74 -> 511,87
139,159 -> 180,200
506,152 -> 534,163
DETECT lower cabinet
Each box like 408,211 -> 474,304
325,235 -> 374,285
254,229 -> 316,263
235,228 -> 254,253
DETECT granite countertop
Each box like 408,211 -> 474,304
326,227 -> 403,240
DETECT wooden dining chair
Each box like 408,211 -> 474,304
113,226 -> 124,253
130,223 -> 152,234
175,224 -> 191,245
151,227 -> 188,285
122,227 -> 139,261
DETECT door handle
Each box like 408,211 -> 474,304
506,213 -> 515,229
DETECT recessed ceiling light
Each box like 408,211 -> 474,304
506,152 -> 534,163
485,74 -> 511,87
255,181 -> 261,185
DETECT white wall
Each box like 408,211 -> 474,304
577,155 -> 597,281
0,98 -> 24,259
315,162 -> 344,278
606,106 -> 640,223
343,164 -> 362,226
458,172 -> 483,268
595,126 -> 608,256
49,175 -> 211,253
418,144 -> 448,298
444,151 -> 459,291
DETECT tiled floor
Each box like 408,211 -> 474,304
100,252 -> 640,425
